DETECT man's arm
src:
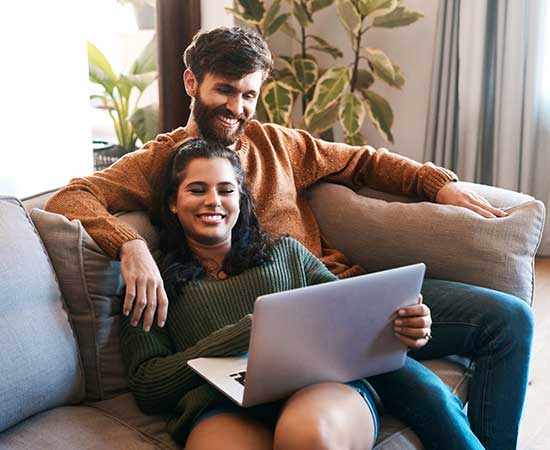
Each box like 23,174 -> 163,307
45,130 -> 188,329
270,124 -> 505,217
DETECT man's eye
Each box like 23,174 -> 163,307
217,87 -> 231,94
244,93 -> 257,100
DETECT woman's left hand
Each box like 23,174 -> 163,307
393,294 -> 432,350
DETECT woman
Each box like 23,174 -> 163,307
120,139 -> 482,450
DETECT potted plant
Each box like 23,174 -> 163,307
88,35 -> 159,169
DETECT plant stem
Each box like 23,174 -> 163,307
300,18 -> 307,114
350,16 -> 365,93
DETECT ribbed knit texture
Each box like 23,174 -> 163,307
45,121 -> 457,278
119,237 -> 338,441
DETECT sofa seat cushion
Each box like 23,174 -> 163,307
0,196 -> 84,433
0,405 -> 173,450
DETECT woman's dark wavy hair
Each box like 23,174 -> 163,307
151,138 -> 277,296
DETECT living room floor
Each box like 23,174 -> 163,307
518,257 -> 550,450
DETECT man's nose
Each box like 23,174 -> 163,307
226,95 -> 244,117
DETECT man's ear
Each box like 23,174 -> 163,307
184,69 -> 198,97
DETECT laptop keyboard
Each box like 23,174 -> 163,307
229,371 -> 247,386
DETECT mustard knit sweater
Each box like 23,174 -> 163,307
45,121 -> 457,277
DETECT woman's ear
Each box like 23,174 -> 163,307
169,199 -> 177,214
183,69 -> 198,97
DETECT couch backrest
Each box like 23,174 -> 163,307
0,196 -> 84,432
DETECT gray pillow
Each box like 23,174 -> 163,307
0,196 -> 84,432
308,182 -> 545,305
31,209 -> 159,401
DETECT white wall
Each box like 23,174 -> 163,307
0,1 -> 92,198
201,0 -> 235,30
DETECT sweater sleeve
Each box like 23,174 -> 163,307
120,312 -> 252,414
268,124 -> 457,201
44,131 -> 187,259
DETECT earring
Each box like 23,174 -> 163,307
170,207 -> 177,214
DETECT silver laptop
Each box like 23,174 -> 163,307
188,263 -> 425,407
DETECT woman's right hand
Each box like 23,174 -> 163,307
393,294 -> 432,350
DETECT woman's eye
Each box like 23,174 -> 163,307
220,189 -> 234,195
189,189 -> 204,194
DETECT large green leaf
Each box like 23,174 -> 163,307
128,34 -> 157,74
131,103 -> 159,145
293,0 -> 313,27
125,72 -> 158,93
280,21 -> 298,40
265,13 -> 290,36
262,0 -> 282,29
306,66 -> 351,113
307,35 -> 343,59
364,90 -> 394,143
290,57 -> 319,93
117,74 -> 133,102
357,0 -> 398,18
390,63 -> 405,88
373,6 -> 423,28
335,0 -> 361,34
366,47 -> 395,85
236,0 -> 266,23
345,132 -> 367,145
308,0 -> 334,13
88,42 -> 117,94
339,92 -> 366,136
354,69 -> 375,90
261,80 -> 294,126
304,101 -> 339,134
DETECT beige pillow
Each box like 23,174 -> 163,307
30,209 -> 159,401
308,182 -> 545,305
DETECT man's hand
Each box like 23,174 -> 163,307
393,294 -> 432,350
120,239 -> 168,332
435,182 -> 507,218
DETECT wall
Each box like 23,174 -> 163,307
0,1 -> 91,199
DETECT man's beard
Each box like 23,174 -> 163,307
192,93 -> 251,146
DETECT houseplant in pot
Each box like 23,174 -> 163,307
88,35 -> 158,170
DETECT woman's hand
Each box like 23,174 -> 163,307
393,294 -> 432,350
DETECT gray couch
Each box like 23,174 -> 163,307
0,181 -> 545,450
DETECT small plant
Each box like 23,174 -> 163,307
88,36 -> 158,151
227,0 -> 423,144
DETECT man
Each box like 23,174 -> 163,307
47,27 -> 532,449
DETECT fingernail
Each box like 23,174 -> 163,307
123,310 -> 129,316
131,321 -> 137,327
159,321 -> 165,327
398,309 -> 406,316
395,319 -> 402,326
144,326 -> 150,332
394,327 -> 402,332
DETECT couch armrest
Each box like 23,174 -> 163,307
308,182 -> 546,305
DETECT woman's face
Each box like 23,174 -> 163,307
171,157 -> 240,246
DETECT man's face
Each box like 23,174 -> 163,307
191,71 -> 263,146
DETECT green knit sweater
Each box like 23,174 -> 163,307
120,237 -> 338,440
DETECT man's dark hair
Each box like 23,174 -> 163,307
183,27 -> 273,83
151,138 -> 277,296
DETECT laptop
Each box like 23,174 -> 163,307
188,262 -> 426,407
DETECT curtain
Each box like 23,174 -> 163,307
424,0 -> 550,255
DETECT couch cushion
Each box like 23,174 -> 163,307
0,196 -> 84,433
0,405 -> 173,450
30,209 -> 159,401
309,183 -> 545,305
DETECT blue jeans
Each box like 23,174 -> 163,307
368,279 -> 534,450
